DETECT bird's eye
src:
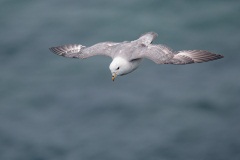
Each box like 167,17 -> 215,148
117,67 -> 120,70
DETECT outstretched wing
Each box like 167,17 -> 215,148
49,42 -> 119,59
167,50 -> 224,64
135,44 -> 223,64
136,44 -> 174,64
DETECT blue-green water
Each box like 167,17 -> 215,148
1,0 -> 240,160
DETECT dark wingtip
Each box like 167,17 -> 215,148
49,47 -> 54,53
219,54 -> 224,59
49,47 -> 56,53
49,46 -> 63,56
212,53 -> 224,61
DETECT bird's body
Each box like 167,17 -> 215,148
49,32 -> 223,81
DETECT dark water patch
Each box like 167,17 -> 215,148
188,100 -> 219,112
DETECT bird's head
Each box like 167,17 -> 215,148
109,57 -> 131,81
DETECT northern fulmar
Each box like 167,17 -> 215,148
49,32 -> 223,81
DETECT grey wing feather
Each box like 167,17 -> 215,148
138,44 -> 174,64
167,50 -> 224,64
49,42 -> 119,59
138,45 -> 223,64
49,44 -> 85,58
81,42 -> 119,58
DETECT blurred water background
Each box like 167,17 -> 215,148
1,0 -> 240,160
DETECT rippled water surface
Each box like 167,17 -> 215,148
1,0 -> 240,160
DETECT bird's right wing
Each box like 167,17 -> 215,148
49,42 -> 119,59
49,44 -> 85,58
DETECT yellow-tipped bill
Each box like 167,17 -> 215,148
112,73 -> 117,81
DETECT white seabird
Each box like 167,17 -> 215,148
49,32 -> 223,81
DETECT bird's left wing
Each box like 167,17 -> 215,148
49,42 -> 119,59
135,44 -> 174,64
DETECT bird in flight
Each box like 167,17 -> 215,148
49,32 -> 223,81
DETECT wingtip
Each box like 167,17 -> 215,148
173,50 -> 224,64
49,46 -> 62,55
219,54 -> 224,59
49,47 -> 54,53
141,31 -> 158,38
49,47 -> 55,53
